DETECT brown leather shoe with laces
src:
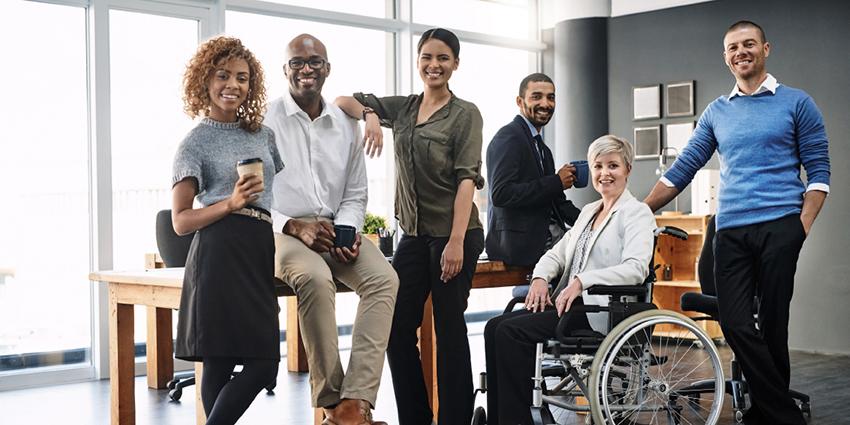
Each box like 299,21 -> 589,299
326,399 -> 386,425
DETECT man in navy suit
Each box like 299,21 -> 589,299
485,73 -> 581,266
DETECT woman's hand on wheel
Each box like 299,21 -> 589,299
525,278 -> 552,313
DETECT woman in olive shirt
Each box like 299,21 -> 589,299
336,28 -> 484,425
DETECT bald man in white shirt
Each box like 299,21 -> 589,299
265,34 -> 397,425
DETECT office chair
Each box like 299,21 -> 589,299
154,209 -> 277,401
154,209 -> 197,400
679,215 -> 811,423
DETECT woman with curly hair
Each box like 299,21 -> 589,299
172,36 -> 284,425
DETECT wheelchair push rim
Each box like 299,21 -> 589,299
589,309 -> 725,425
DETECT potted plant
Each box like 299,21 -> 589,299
361,212 -> 388,246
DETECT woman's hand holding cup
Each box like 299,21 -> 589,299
227,174 -> 263,211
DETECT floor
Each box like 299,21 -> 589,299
2,322 -> 849,424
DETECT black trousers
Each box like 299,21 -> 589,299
387,229 -> 484,425
714,214 -> 807,425
483,303 -> 592,425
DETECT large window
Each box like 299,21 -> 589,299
109,10 -> 200,344
256,0 -> 392,18
109,10 -> 199,270
0,1 -> 90,373
413,0 -> 532,39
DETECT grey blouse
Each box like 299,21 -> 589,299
172,118 -> 284,211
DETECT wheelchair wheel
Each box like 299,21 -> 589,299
588,310 -> 724,425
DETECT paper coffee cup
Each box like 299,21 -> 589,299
236,158 -> 264,186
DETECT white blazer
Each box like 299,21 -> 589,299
531,189 -> 656,333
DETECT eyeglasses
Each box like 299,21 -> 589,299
288,58 -> 327,70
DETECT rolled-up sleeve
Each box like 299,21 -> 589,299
454,104 -> 485,189
353,92 -> 408,128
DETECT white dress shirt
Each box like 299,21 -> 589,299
265,92 -> 367,232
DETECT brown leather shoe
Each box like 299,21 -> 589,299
329,399 -> 386,425
321,407 -> 339,425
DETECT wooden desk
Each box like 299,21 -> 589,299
90,261 -> 530,425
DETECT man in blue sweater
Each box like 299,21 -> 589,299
644,21 -> 829,425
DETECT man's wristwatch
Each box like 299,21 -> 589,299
361,106 -> 377,121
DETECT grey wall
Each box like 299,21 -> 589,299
553,18 -> 609,207
608,0 -> 850,353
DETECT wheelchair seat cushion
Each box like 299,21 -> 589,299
555,329 -> 605,354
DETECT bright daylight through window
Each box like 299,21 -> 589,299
0,1 -> 90,372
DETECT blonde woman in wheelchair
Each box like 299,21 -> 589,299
481,135 -> 724,425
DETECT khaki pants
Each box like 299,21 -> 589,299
274,218 -> 398,408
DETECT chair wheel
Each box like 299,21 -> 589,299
530,405 -> 554,425
265,380 -> 277,394
800,401 -> 812,418
166,379 -> 177,390
734,409 -> 744,423
471,406 -> 487,425
169,387 -> 182,402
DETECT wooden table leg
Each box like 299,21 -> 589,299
287,297 -> 309,373
421,295 -> 439,418
145,306 -> 173,389
109,286 -> 135,425
195,362 -> 205,425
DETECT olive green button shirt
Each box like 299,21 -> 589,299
355,92 -> 484,237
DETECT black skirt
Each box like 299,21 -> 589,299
175,213 -> 280,362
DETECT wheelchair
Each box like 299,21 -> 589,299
472,226 -> 726,425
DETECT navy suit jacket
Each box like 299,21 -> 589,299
485,115 -> 581,266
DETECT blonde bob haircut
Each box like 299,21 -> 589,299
587,134 -> 634,170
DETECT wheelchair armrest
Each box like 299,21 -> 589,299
555,304 -> 606,340
586,284 -> 647,297
655,225 -> 688,240
555,305 -> 607,345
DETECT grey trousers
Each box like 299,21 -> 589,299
274,218 -> 398,408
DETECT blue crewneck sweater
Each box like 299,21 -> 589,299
665,85 -> 830,230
